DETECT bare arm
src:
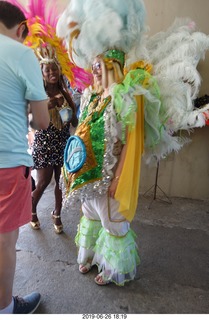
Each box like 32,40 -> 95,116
29,100 -> 50,130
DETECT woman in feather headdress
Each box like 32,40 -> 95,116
57,0 -> 209,286
56,0 -> 149,286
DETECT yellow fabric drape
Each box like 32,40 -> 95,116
115,95 -> 144,222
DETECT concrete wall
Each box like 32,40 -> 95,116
144,0 -> 209,96
140,0 -> 209,200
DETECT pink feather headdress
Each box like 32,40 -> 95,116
7,0 -> 93,91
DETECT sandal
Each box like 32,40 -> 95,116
79,262 -> 92,274
51,212 -> 63,234
30,213 -> 40,230
94,272 -> 111,286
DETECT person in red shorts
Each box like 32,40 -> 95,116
0,1 -> 49,314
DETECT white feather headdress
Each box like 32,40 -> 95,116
56,0 -> 146,69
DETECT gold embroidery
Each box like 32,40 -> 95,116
65,96 -> 112,192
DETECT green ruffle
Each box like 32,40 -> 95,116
75,216 -> 102,249
113,68 -> 166,148
94,228 -> 140,274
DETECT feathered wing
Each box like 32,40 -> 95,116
146,18 -> 209,132
131,17 -> 209,163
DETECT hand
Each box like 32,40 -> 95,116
108,178 -> 119,198
48,97 -> 58,109
48,96 -> 64,109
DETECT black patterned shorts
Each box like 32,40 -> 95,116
32,123 -> 70,169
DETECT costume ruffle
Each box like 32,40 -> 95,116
75,216 -> 140,285
75,216 -> 102,250
92,228 -> 140,286
75,216 -> 102,265
114,62 -> 185,164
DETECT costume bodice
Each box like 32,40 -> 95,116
62,92 -> 121,203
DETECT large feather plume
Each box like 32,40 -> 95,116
7,0 -> 93,91
7,0 -> 59,28
56,0 -> 146,69
146,18 -> 209,132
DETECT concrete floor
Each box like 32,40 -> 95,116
14,179 -> 209,314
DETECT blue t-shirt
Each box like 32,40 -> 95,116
0,34 -> 47,168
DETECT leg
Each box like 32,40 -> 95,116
0,166 -> 41,313
51,166 -> 63,234
31,167 -> 53,229
53,165 -> 62,215
0,229 -> 41,314
92,195 -> 140,286
75,200 -> 102,273
0,229 -> 19,310
31,176 -> 36,191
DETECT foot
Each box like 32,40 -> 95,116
30,213 -> 40,230
79,262 -> 92,274
51,212 -> 63,234
94,272 -> 111,286
13,292 -> 41,314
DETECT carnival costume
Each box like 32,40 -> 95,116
57,0 -> 209,285
29,37 -> 76,170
